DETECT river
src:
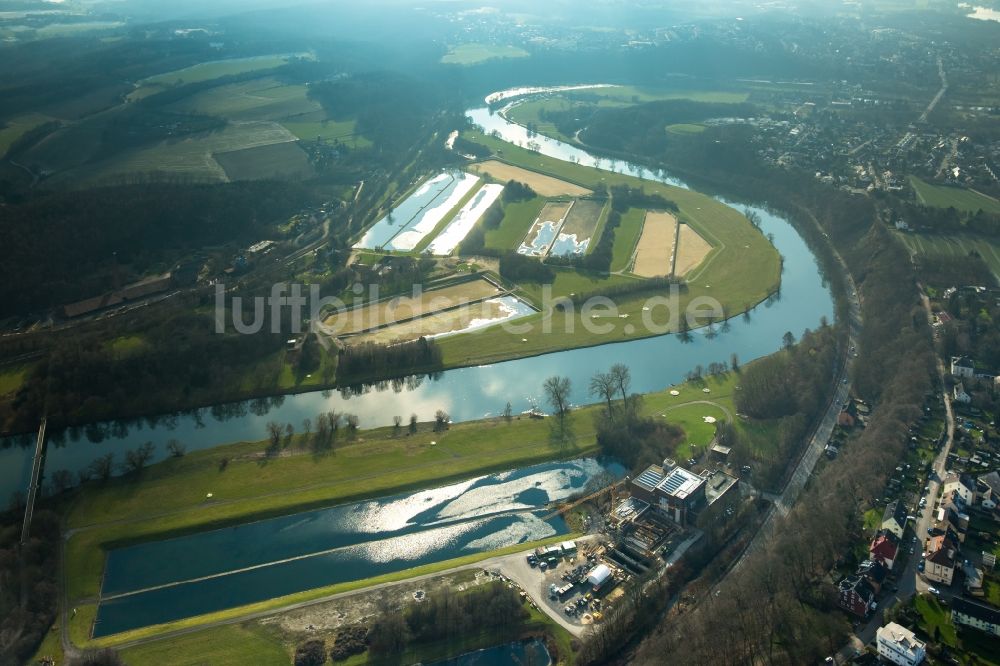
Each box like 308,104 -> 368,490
93,457 -> 621,636
0,87 -> 834,502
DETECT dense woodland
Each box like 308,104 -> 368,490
0,180 -> 328,317
0,511 -> 59,665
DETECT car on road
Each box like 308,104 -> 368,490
928,586 -> 939,595
918,561 -> 925,572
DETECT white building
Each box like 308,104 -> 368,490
876,622 -> 926,666
951,356 -> 975,378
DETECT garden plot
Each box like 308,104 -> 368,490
426,183 -> 504,255
347,295 -> 535,345
548,199 -> 604,257
517,201 -> 573,257
674,224 -> 713,276
324,279 -> 501,336
354,172 -> 480,251
632,211 -> 677,278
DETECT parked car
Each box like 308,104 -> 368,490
928,586 -> 940,595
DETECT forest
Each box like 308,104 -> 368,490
0,180 -> 329,317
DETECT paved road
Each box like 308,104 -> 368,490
836,288 -> 956,659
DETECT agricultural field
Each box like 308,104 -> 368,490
895,231 -> 1000,280
610,207 -> 646,272
0,112 -> 55,156
213,141 -> 314,181
347,295 -> 534,345
326,278 -> 501,336
632,211 -> 677,278
517,201 -> 572,256
281,119 -> 369,148
441,43 -> 529,65
167,77 -> 320,121
51,121 -> 299,185
469,160 -> 591,197
910,176 -> 1000,214
483,197 -> 546,252
549,199 -> 605,257
427,183 -> 505,255
666,123 -> 706,135
675,224 -> 714,277
130,53 -> 310,100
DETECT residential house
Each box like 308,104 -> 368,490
923,534 -> 959,585
934,506 -> 967,542
942,473 -> 976,505
838,573 -> 877,618
857,559 -> 889,592
869,529 -> 900,570
951,597 -> 1000,637
977,471 -> 1000,508
953,382 -> 972,404
882,499 -> 908,540
962,561 -> 985,597
951,356 -> 976,378
876,622 -> 927,666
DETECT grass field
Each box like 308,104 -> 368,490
910,176 -> 1000,214
894,230 -> 1000,281
325,278 -> 500,335
55,121 -> 298,184
484,196 -> 547,251
675,224 -> 713,276
434,130 -> 779,366
0,361 -> 32,396
610,207 -> 646,272
0,112 -> 55,156
632,211 -> 677,278
470,160 -> 592,197
666,123 -> 706,135
168,77 -> 318,119
518,268 -> 636,304
214,141 -> 314,181
132,54 -> 310,99
441,43 -> 529,65
121,624 -> 289,666
282,119 -> 369,148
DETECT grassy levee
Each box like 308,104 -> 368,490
436,132 -> 780,367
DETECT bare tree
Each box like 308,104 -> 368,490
609,363 -> 631,406
123,442 -> 155,475
166,439 -> 186,458
543,376 -> 571,420
434,410 -> 450,431
409,413 -> 418,434
393,415 -> 402,435
88,453 -> 115,483
590,371 -> 617,419
503,401 -> 513,422
266,421 -> 283,452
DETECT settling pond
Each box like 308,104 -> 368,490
93,457 -> 622,636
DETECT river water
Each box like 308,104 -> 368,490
93,457 -> 621,636
1,88 -> 834,502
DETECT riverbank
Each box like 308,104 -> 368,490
60,373 -> 739,645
